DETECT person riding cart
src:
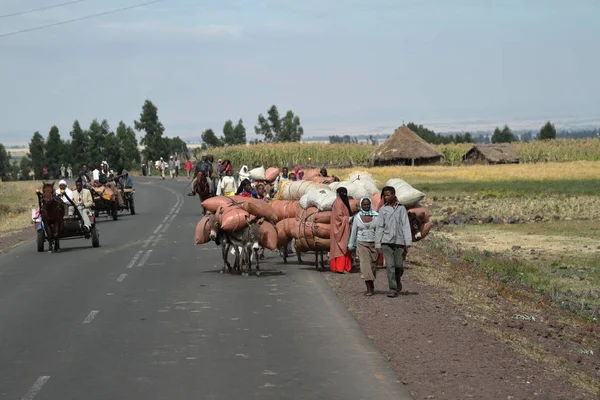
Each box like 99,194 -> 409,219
73,178 -> 94,231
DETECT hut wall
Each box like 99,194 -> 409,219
463,151 -> 489,165
373,156 -> 443,167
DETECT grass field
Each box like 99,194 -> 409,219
0,180 -> 40,234
208,138 -> 600,168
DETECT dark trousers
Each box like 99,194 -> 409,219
381,243 -> 404,291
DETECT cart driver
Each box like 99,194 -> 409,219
55,179 -> 75,216
74,178 -> 94,231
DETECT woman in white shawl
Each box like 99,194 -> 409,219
238,165 -> 250,187
347,197 -> 379,296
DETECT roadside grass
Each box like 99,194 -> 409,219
466,220 -> 600,239
416,179 -> 600,197
0,181 -> 41,233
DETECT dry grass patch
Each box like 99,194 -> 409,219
331,161 -> 600,186
0,181 -> 42,233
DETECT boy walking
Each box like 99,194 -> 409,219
374,186 -> 412,297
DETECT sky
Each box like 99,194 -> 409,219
1,0 -> 599,145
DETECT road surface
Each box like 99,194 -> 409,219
0,178 -> 412,400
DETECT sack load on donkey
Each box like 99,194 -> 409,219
195,195 -> 280,276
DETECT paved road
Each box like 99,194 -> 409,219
0,178 -> 412,400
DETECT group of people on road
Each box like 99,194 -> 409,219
165,153 -> 413,297
141,155 -> 186,180
50,162 -> 135,232
330,186 -> 412,298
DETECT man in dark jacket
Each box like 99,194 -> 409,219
188,153 -> 212,196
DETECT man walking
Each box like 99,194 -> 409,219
169,156 -> 175,179
175,156 -> 180,178
375,186 -> 412,297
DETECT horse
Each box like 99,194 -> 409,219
193,171 -> 213,215
39,182 -> 65,253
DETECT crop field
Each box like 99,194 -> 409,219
208,138 -> 600,168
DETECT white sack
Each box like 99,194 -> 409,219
300,188 -> 337,211
249,166 -> 266,181
385,178 -> 425,207
336,181 -> 370,200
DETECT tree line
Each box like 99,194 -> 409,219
408,121 -> 558,144
0,99 -> 187,181
200,105 -> 304,149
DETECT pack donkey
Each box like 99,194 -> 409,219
207,214 -> 262,276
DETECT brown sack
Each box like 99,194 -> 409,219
349,199 -> 361,215
407,206 -> 432,222
276,218 -> 298,239
232,196 -> 278,222
271,200 -> 300,220
277,224 -> 291,247
295,206 -> 318,220
291,222 -> 313,240
303,169 -> 321,180
259,221 -> 278,250
265,167 -> 280,182
194,215 -> 213,244
371,193 -> 383,212
295,237 -> 331,252
217,205 -> 252,232
202,196 -> 234,213
312,223 -> 331,239
420,221 -> 433,240
311,211 -> 332,224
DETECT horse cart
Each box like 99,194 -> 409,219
34,184 -> 99,253
89,184 -> 119,220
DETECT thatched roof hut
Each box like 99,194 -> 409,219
462,144 -> 520,165
370,127 -> 444,166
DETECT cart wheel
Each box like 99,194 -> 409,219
112,202 -> 118,220
36,229 -> 45,252
91,226 -> 100,247
129,199 -> 135,215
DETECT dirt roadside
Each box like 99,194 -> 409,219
0,226 -> 34,254
324,243 -> 600,400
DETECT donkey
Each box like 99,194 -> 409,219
209,218 -> 262,276
38,182 -> 66,253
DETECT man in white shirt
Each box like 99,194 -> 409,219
55,179 -> 75,216
92,163 -> 101,183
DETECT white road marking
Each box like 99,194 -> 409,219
138,250 -> 153,266
126,251 -> 144,268
168,214 -> 177,223
153,224 -> 164,234
162,215 -> 170,223
161,223 -> 170,233
117,273 -> 127,282
21,376 -> 50,400
143,236 -> 155,248
83,310 -> 99,324
151,235 -> 162,247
